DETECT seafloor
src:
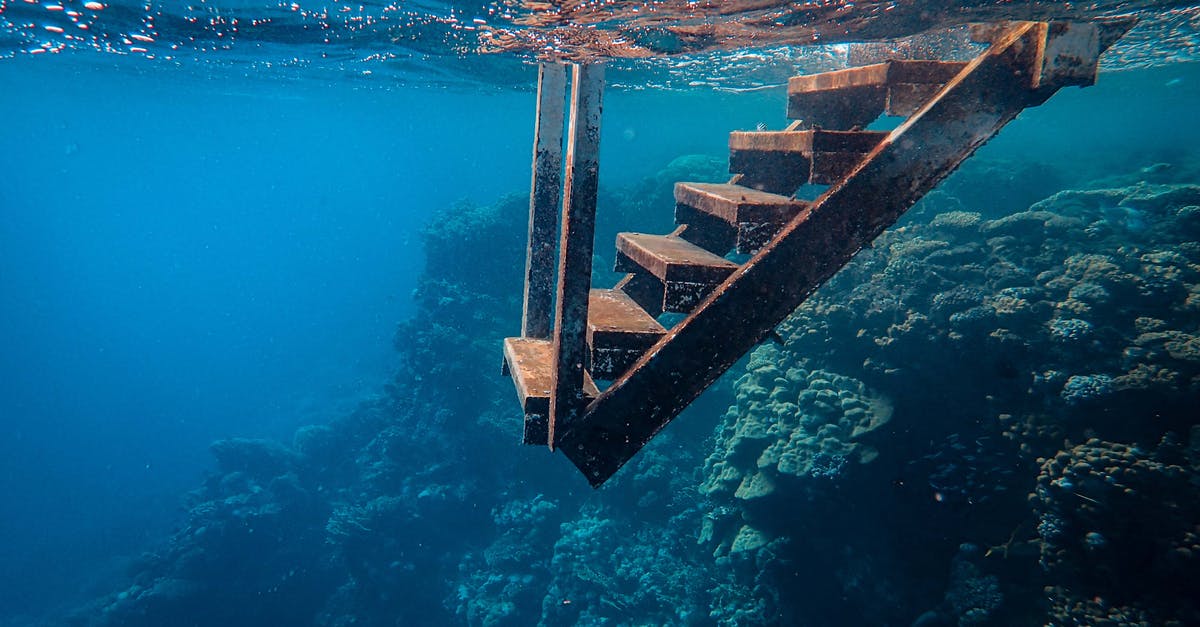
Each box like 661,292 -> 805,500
23,63 -> 1200,627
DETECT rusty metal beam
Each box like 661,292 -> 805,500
548,63 -> 605,450
522,62 -> 568,340
559,20 -> 1131,486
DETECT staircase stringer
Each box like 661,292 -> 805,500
558,20 -> 1121,486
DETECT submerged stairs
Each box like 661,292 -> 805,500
504,19 -> 1135,486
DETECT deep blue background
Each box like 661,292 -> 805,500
0,55 -> 522,618
0,54 -> 784,620
2,50 -> 1197,622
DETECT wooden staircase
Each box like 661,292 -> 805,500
504,19 -> 1135,487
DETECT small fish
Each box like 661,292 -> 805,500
755,121 -> 767,131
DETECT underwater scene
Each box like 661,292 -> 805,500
3,1 -> 1200,626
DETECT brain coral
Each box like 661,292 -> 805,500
702,343 -> 893,503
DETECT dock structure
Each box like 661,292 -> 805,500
504,19 -> 1136,486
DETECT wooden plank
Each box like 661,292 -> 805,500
521,63 -> 567,339
587,289 -> 666,379
971,18 -> 1134,88
811,130 -> 889,152
730,131 -> 888,190
787,84 -> 885,129
504,336 -> 555,444
884,62 -> 967,116
729,131 -> 814,152
587,289 -> 665,349
729,130 -> 887,153
789,61 -> 970,126
788,61 -> 963,99
1037,21 -> 1100,88
787,63 -> 888,128
728,150 -> 810,195
503,338 -> 599,445
548,62 -> 604,450
559,21 -> 1090,486
885,60 -> 968,83
810,151 -> 871,185
505,337 -> 555,415
887,83 -> 947,116
615,271 -> 666,318
615,233 -> 737,284
674,183 -> 804,224
676,205 -> 740,253
809,132 -> 890,185
615,232 -> 740,312
787,62 -> 890,93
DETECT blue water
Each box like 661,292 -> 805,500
0,58 -> 470,615
2,3 -> 1200,625
0,52 -> 784,622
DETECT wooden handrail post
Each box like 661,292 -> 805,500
522,62 -> 567,339
548,62 -> 605,450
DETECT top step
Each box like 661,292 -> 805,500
787,60 -> 967,129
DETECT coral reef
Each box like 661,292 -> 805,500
78,438 -> 337,626
1034,430 -> 1200,625
64,157 -> 1200,627
700,345 -> 893,530
66,157 -> 733,627
699,177 -> 1200,625
69,189 -> 535,626
942,544 -> 1003,627
451,496 -> 562,627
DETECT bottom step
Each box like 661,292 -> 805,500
503,337 -> 599,446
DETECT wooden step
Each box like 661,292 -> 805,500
731,129 -> 889,154
884,60 -> 969,115
615,233 -> 738,313
586,289 -> 666,380
673,183 -> 808,254
502,337 -> 599,446
728,130 -> 889,191
616,271 -> 667,318
787,60 -> 967,128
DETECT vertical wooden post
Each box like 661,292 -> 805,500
548,62 -> 604,450
522,62 -> 567,339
